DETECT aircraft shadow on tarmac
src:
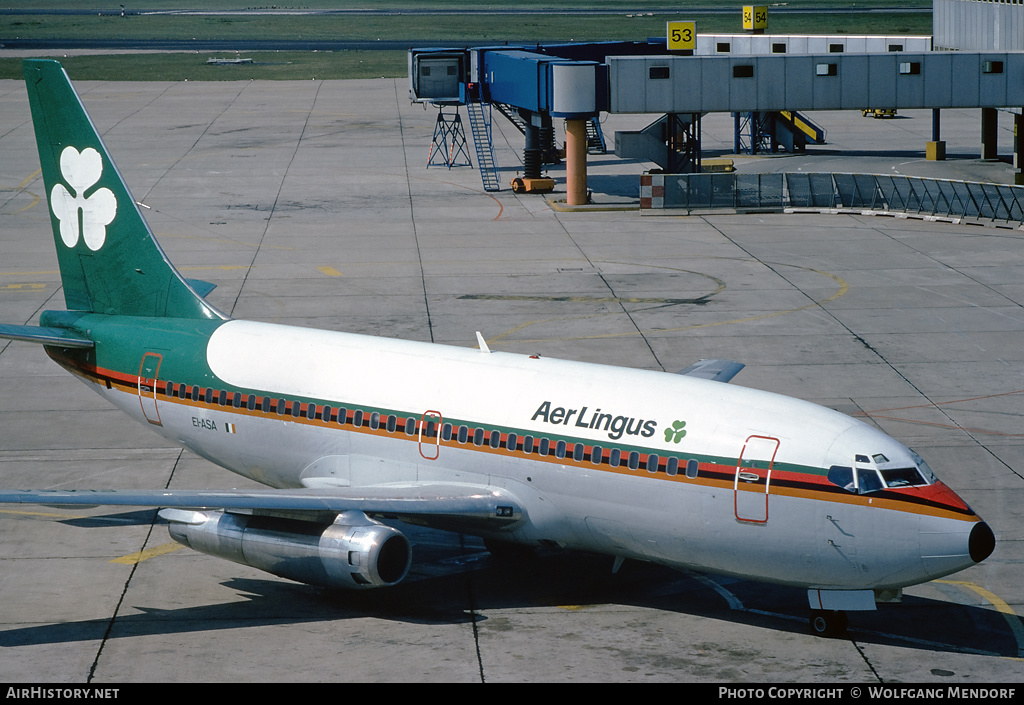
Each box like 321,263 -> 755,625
0,523 -> 1018,658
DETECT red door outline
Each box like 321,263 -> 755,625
138,352 -> 163,426
733,434 -> 779,523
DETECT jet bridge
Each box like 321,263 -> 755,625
410,41 -> 1024,198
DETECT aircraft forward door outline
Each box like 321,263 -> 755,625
734,434 -> 779,523
138,352 -> 162,426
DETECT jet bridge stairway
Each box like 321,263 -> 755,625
615,113 -> 703,173
466,100 -> 502,192
586,118 -> 607,154
735,111 -> 827,154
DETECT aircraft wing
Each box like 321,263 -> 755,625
0,482 -> 523,529
677,358 -> 745,383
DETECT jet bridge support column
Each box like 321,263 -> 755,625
1015,111 -> 1024,186
524,122 -> 543,179
927,109 -> 945,161
565,118 -> 589,206
981,107 -> 999,161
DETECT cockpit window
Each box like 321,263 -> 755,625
828,465 -> 855,492
910,451 -> 937,484
827,465 -> 884,494
857,467 -> 883,494
879,467 -> 927,488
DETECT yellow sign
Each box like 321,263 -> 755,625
743,5 -> 768,30
667,21 -> 696,51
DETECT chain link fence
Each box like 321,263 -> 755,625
640,173 -> 1024,226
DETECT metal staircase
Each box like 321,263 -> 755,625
586,117 -> 607,154
466,100 -> 502,192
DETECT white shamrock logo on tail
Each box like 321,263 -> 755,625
50,146 -> 117,251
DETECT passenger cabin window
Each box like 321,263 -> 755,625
686,459 -> 699,479
647,453 -> 660,473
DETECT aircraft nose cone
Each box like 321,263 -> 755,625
969,521 -> 995,563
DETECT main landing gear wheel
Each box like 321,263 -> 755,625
809,610 -> 848,637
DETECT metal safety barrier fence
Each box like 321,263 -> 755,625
640,172 -> 1024,226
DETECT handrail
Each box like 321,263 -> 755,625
640,173 -> 1024,226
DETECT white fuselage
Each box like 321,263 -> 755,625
90,319 -> 982,593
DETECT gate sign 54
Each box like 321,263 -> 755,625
667,21 -> 696,51
743,5 -> 768,31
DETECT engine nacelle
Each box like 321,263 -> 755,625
161,508 -> 412,589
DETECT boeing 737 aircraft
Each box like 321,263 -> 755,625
0,60 -> 995,637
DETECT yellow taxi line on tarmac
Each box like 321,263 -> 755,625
937,579 -> 1024,659
0,507 -> 80,520
110,542 -> 186,565
0,509 -> 183,565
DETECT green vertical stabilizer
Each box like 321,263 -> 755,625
23,59 -> 224,320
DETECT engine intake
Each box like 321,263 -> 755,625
162,508 -> 412,589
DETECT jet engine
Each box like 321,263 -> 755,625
160,508 -> 412,589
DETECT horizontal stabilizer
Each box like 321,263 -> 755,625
0,482 -> 524,527
677,358 -> 745,383
0,324 -> 93,348
186,279 -> 217,298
